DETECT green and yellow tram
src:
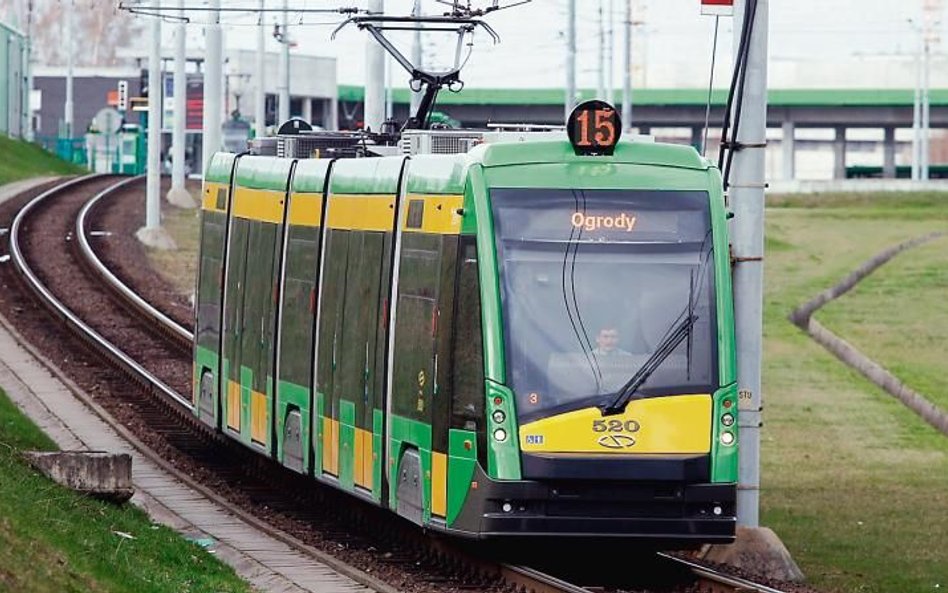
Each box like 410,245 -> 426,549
193,103 -> 738,543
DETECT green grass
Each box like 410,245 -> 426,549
148,197 -> 201,298
0,389 -> 251,593
0,135 -> 84,186
763,193 -> 948,592
818,235 -> 948,413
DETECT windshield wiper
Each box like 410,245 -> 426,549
598,313 -> 698,416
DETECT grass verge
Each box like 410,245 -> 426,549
764,193 -> 948,592
0,388 -> 251,593
0,136 -> 84,186
150,199 -> 202,298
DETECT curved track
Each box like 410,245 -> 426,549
7,174 -> 793,593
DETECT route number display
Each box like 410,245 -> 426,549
567,100 -> 622,156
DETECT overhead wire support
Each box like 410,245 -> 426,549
332,14 -> 500,130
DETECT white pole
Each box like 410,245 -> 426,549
23,0 -> 33,140
606,0 -> 614,104
256,0 -> 266,137
731,0 -> 768,529
565,0 -> 576,119
912,25 -> 922,181
597,0 -> 605,99
921,39 -> 931,180
364,0 -> 386,131
409,0 -> 423,115
146,4 -> 162,231
202,0 -> 222,174
64,0 -> 74,138
278,0 -> 290,123
621,0 -> 631,130
170,0 -> 187,193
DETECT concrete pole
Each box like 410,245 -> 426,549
621,0 -> 632,130
597,0 -> 605,99
167,0 -> 193,207
278,0 -> 290,123
364,0 -> 385,131
606,0 -> 614,104
833,126 -> 847,180
146,6 -> 162,230
912,29 -> 921,181
781,120 -> 795,181
565,0 -> 576,119
921,40 -> 931,180
202,0 -> 222,175
883,127 -> 896,179
410,0 -> 423,115
730,0 -> 767,529
23,0 -> 33,140
64,0 -> 74,138
255,0 -> 266,138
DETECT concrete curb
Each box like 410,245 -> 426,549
788,231 -> 948,436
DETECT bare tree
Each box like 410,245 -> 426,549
0,0 -> 141,66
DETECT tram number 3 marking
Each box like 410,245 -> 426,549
575,108 -> 617,147
592,419 -> 640,433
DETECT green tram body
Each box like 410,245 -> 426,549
194,137 -> 738,543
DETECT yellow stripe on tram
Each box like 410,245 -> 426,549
232,187 -> 285,224
202,182 -> 228,213
326,194 -> 396,232
431,451 -> 447,517
402,194 -> 464,235
250,390 -> 268,445
353,427 -> 374,490
288,192 -> 323,227
226,380 -> 241,431
323,416 -> 339,476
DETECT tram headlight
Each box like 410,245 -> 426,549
721,413 -> 735,427
492,410 -> 506,424
720,431 -> 735,446
493,428 -> 508,442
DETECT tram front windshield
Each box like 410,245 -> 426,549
491,188 -> 717,423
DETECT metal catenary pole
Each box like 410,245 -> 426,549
364,0 -> 386,131
146,1 -> 162,230
278,0 -> 290,123
171,0 -> 187,193
64,0 -> 74,138
621,0 -> 631,130
912,24 -> 922,181
410,0 -> 423,115
921,38 -> 930,180
730,0 -> 768,529
255,0 -> 266,138
202,0 -> 222,174
565,0 -> 576,119
597,0 -> 605,99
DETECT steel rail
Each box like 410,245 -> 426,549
499,564 -> 593,593
9,175 -> 193,411
75,174 -> 194,346
658,552 -> 790,593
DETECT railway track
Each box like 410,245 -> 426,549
3,174 -> 793,593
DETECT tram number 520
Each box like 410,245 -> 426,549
568,99 -> 623,156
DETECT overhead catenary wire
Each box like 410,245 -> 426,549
716,0 -> 759,190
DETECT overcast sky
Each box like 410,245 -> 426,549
155,0 -> 945,89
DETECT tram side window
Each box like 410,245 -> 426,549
241,221 -> 279,393
450,237 -> 484,432
392,233 -> 442,420
279,227 -> 320,388
196,216 -> 225,351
